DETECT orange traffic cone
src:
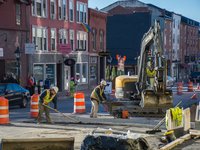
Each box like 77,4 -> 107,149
191,92 -> 197,99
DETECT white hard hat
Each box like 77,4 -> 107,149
100,80 -> 107,86
51,86 -> 59,93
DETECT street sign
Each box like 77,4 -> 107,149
25,43 -> 35,54
0,48 -> 3,57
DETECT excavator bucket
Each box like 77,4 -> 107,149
1,137 -> 74,150
140,90 -> 173,108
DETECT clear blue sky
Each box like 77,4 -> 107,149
88,0 -> 200,23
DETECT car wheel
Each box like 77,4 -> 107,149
20,97 -> 28,108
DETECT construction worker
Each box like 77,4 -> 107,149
37,86 -> 59,124
146,60 -> 156,89
90,80 -> 107,118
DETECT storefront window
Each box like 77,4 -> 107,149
33,64 -> 44,83
90,66 -> 97,80
76,63 -> 88,83
46,64 -> 55,86
33,64 -> 56,86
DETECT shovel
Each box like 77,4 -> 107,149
43,104 -> 81,123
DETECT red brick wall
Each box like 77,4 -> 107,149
164,19 -> 172,60
30,0 -> 88,52
0,1 -> 30,86
88,8 -> 107,53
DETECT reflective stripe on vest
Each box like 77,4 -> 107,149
44,90 -> 56,104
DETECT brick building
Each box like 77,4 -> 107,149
102,0 -> 200,81
29,0 -> 89,91
0,0 -> 30,86
179,17 -> 199,81
88,8 -> 107,88
164,18 -> 173,75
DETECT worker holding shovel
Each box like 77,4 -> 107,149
37,86 -> 59,124
90,80 -> 107,118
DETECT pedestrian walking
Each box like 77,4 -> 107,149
90,80 -> 107,118
70,77 -> 77,97
27,74 -> 35,96
37,86 -> 59,124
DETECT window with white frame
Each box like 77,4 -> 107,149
51,28 -> 56,51
32,26 -> 47,51
58,0 -> 66,20
77,31 -> 87,50
76,63 -> 88,83
59,29 -> 67,44
32,0 -> 47,18
76,2 -> 87,23
50,0 -> 56,19
100,30 -> 104,50
69,0 -> 74,21
70,30 -> 74,50
16,4 -> 21,25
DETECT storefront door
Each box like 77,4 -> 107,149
64,66 -> 71,90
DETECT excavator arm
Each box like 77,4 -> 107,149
136,21 -> 173,108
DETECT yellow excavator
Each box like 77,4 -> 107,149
109,21 -> 173,117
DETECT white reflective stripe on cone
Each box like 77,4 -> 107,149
30,109 -> 39,112
74,98 -> 84,102
74,106 -> 85,109
0,106 -> 9,110
0,114 -> 9,118
31,102 -> 39,105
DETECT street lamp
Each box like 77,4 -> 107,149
14,47 -> 20,83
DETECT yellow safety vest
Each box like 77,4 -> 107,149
170,107 -> 182,127
43,90 -> 56,104
146,68 -> 156,78
91,85 -> 103,101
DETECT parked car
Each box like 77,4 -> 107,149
166,76 -> 175,87
0,83 -> 30,108
189,72 -> 200,82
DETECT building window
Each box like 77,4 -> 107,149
50,0 -> 56,19
92,29 -> 96,50
70,30 -> 74,50
33,63 -> 56,86
77,31 -> 87,50
69,0 -> 74,21
16,4 -> 21,25
51,28 -> 56,51
76,63 -> 88,83
32,26 -> 47,51
32,0 -> 47,18
58,0 -> 66,20
59,29 -> 67,44
100,30 -> 104,50
76,2 -> 87,23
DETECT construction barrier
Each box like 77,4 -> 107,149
74,92 -> 85,113
177,82 -> 183,95
188,81 -> 194,92
30,94 -> 39,118
0,97 -> 9,124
